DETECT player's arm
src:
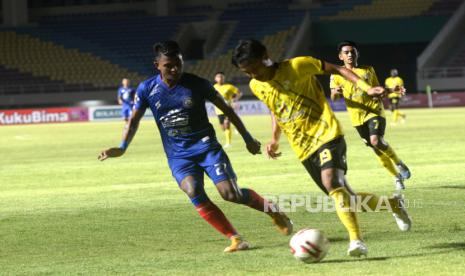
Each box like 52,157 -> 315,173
211,93 -> 261,155
323,62 -> 386,97
233,89 -> 242,101
117,92 -> 123,105
395,78 -> 406,96
330,88 -> 342,101
98,108 -> 145,161
266,113 -> 282,159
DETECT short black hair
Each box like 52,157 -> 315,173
337,41 -> 358,52
153,40 -> 181,61
215,71 -> 225,76
231,39 -> 267,67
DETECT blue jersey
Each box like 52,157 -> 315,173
134,73 -> 221,158
118,86 -> 135,107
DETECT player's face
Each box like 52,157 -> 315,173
156,54 -> 184,83
122,78 -> 129,87
215,73 -> 225,84
237,59 -> 272,82
339,46 -> 358,66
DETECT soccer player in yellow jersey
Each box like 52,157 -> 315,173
213,72 -> 242,148
232,39 -> 412,257
330,41 -> 411,191
385,69 -> 407,125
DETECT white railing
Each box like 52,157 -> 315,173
417,67 -> 465,79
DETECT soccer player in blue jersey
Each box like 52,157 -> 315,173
98,41 -> 292,253
117,78 -> 136,122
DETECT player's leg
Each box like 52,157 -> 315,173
223,117 -> 232,148
122,106 -> 130,122
367,117 -> 411,181
397,104 -> 406,123
203,148 -> 293,236
218,115 -> 226,131
352,190 -> 412,232
304,137 -> 365,256
169,158 -> 241,251
391,99 -> 399,125
355,122 -> 399,182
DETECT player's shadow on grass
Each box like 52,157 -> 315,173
426,242 -> 465,251
436,185 -> 465,190
321,243 -> 465,264
322,256 -> 388,264
328,237 -> 346,243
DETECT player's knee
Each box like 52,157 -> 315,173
220,189 -> 241,203
180,180 -> 202,199
321,169 -> 344,191
370,136 -> 380,148
371,137 -> 388,150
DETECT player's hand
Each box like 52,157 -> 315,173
266,141 -> 282,159
98,147 -> 125,161
367,86 -> 386,98
394,85 -> 406,96
246,138 -> 262,155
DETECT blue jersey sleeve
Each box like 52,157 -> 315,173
134,82 -> 148,110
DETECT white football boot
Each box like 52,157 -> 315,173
348,240 -> 368,257
391,194 -> 412,232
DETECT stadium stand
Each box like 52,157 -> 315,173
187,9 -> 304,81
0,0 -> 462,107
1,13 -> 206,95
322,0 -> 436,20
424,0 -> 464,16
0,31 -> 144,89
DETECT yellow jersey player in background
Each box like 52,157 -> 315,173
330,41 -> 411,191
213,72 -> 242,148
232,39 -> 411,258
385,68 -> 407,125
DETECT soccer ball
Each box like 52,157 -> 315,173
289,228 -> 330,263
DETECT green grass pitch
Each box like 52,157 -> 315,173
1,107 -> 465,275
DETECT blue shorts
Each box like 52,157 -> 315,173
122,106 -> 132,119
168,148 -> 237,185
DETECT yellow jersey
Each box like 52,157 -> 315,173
249,56 -> 344,161
330,66 -> 385,127
214,83 -> 240,115
385,76 -> 404,99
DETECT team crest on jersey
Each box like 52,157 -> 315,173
183,97 -> 194,108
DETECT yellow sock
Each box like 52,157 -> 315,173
225,129 -> 232,145
393,110 -> 399,123
379,146 -> 401,164
329,187 -> 362,241
376,153 -> 398,177
357,192 -> 401,214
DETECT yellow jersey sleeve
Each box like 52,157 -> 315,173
368,66 -> 380,86
291,56 -> 325,76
